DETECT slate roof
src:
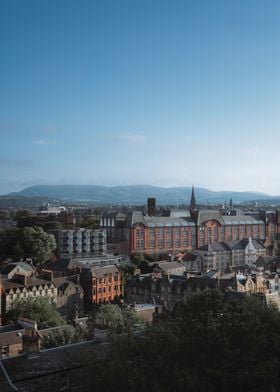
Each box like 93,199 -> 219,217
130,211 -> 195,227
0,262 -> 34,275
196,210 -> 264,226
0,340 -> 106,385
90,264 -> 119,278
181,253 -> 198,262
45,259 -> 75,271
197,242 -> 230,252
2,277 -> 54,291
154,261 -> 185,273
226,239 -> 265,250
222,216 -> 263,225
52,276 -> 82,293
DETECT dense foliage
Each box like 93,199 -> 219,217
94,304 -> 144,335
0,225 -> 56,263
89,290 -> 280,392
43,324 -> 90,348
6,297 -> 65,328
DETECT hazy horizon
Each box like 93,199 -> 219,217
2,183 -> 278,198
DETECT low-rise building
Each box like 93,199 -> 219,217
81,265 -> 122,308
1,277 -> 57,324
53,276 -> 84,316
196,238 -> 266,272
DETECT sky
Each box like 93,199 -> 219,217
1,0 -> 280,195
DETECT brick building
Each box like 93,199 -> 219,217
127,210 -> 265,255
128,211 -> 196,254
81,265 -> 121,308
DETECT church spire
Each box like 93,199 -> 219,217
190,185 -> 196,210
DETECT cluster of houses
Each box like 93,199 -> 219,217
1,195 -> 280,390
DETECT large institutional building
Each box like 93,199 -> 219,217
101,187 -> 280,255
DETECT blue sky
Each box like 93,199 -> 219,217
1,0 -> 280,195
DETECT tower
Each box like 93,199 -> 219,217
190,185 -> 196,210
147,198 -> 156,217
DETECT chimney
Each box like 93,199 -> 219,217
20,319 -> 42,357
147,198 -> 156,217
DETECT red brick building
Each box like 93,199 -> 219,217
81,265 -> 122,308
128,210 -> 266,254
128,211 -> 196,254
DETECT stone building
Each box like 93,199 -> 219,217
53,275 -> 84,316
0,277 -> 57,325
196,238 -> 266,272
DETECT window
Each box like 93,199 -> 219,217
0,345 -> 8,358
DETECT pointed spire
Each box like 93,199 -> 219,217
190,185 -> 196,210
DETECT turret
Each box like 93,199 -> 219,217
190,185 -> 196,210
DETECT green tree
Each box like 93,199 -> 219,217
130,252 -> 145,266
20,226 -> 56,263
15,209 -> 35,228
13,241 -> 24,262
42,324 -> 89,348
0,228 -> 20,256
79,216 -> 100,229
119,263 -> 136,297
88,290 -> 280,392
5,297 -> 65,328
94,304 -> 143,336
95,304 -> 124,334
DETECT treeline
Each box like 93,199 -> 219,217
89,290 -> 280,392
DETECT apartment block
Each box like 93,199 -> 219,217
53,229 -> 107,258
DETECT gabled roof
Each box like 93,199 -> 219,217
226,239 -> 265,250
0,262 -> 34,275
196,210 -> 225,226
197,242 -> 230,252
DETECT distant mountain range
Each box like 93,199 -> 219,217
6,185 -> 279,205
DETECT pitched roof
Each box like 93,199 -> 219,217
226,239 -> 265,250
197,242 -> 230,252
0,262 -> 34,275
130,211 -> 195,228
0,340 -> 106,384
90,265 -> 119,278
